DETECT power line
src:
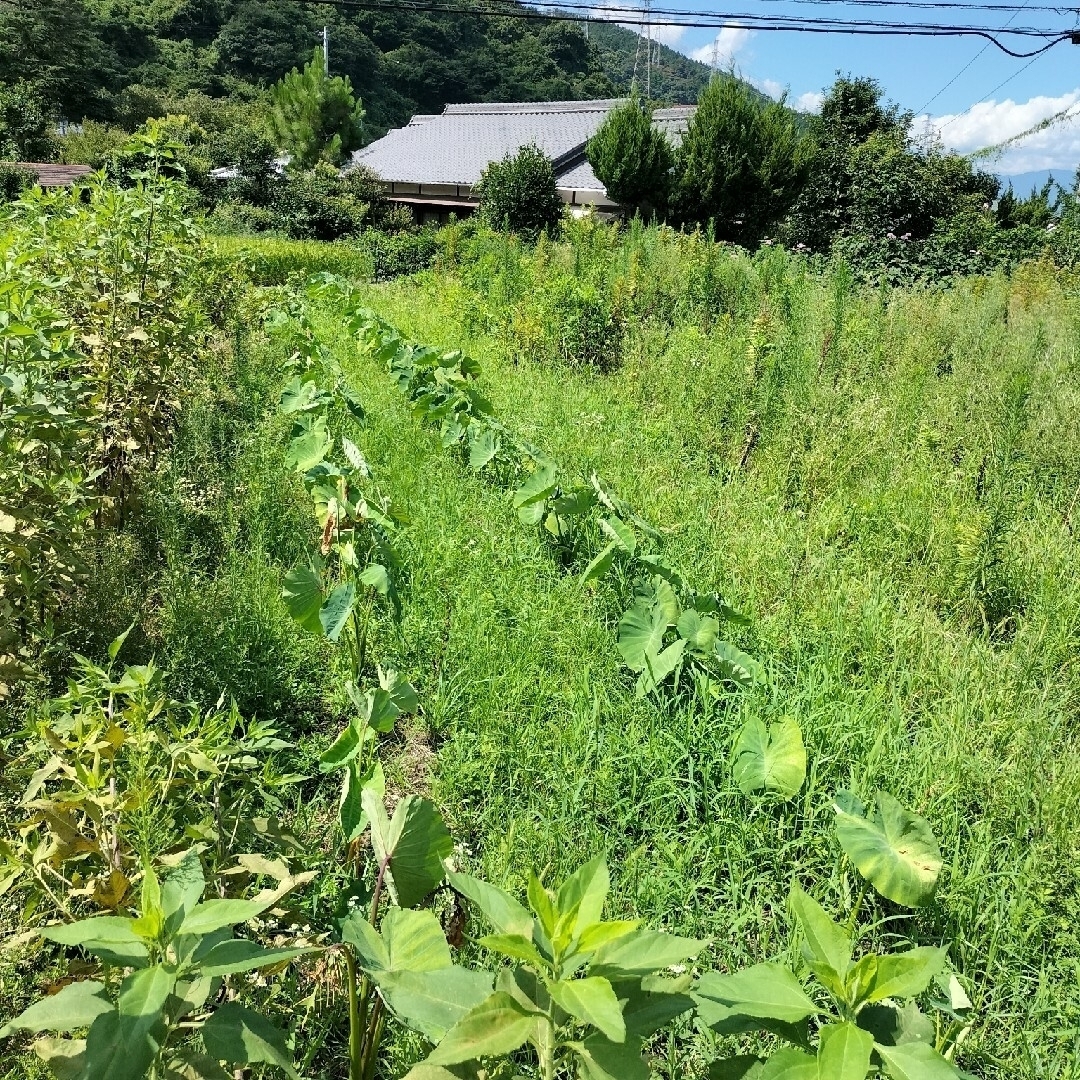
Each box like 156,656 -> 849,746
285,0 -> 1076,56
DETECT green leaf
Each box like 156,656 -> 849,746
0,981 -> 111,1038
381,908 -> 453,972
379,668 -> 419,715
469,427 -> 499,471
319,582 -> 356,642
162,1049 -> 233,1080
178,899 -> 272,937
359,563 -> 392,596
281,565 -> 324,634
817,1022 -> 874,1080
448,872 -> 534,937
876,1042 -> 961,1080
732,719 -> 806,800
478,933 -> 549,968
197,941 -> 314,977
340,759 -> 384,842
427,992 -> 539,1066
591,929 -> 705,978
676,609 -> 720,652
161,851 -> 205,940
201,1002 -> 299,1079
694,963 -> 819,1024
279,376 -> 331,415
285,416 -> 332,472
635,638 -> 686,696
378,967 -> 495,1042
833,791 -> 942,908
32,1038 -> 86,1080
581,542 -> 618,586
548,976 -> 625,1042
617,601 -> 669,672
789,885 -> 850,997
83,965 -> 175,1080
403,1062 -> 484,1080
759,1049 -> 818,1079
616,977 -> 696,1037
713,641 -> 764,689
41,917 -> 148,969
709,1056 -> 765,1080
864,948 -> 948,1004
856,1002 -> 935,1047
573,1033 -> 649,1080
365,792 -> 453,908
555,855 -> 609,936
319,721 -> 362,771
513,464 -> 557,511
599,516 -> 637,555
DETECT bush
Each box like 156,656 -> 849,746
0,163 -> 31,202
361,226 -> 440,280
0,81 -> 56,161
587,90 -> 674,216
476,143 -> 564,241
57,120 -> 131,169
271,161 -> 385,241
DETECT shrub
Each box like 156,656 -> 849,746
673,75 -> 810,245
476,142 -> 564,241
0,80 -> 56,161
56,119 -> 130,169
0,163 -> 31,202
587,89 -> 674,216
361,226 -> 441,280
272,160 -> 384,241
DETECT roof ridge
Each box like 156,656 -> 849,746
443,98 -> 624,115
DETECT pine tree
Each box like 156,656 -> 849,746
269,49 -> 364,169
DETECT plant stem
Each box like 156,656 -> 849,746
360,996 -> 386,1080
847,880 -> 868,937
345,950 -> 364,1080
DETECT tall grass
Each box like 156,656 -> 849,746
301,222 -> 1080,1078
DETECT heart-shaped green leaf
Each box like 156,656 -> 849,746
731,718 -> 806,800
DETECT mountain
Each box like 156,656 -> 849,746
997,169 -> 1076,196
0,0 -> 717,141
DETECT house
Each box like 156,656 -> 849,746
348,99 -> 694,223
8,163 -> 93,187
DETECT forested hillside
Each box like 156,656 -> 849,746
0,0 -> 714,138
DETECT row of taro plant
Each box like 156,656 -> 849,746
308,273 -> 764,706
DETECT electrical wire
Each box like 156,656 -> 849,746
285,0 -> 1075,56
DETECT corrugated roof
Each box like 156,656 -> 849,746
10,163 -> 93,187
350,99 -> 623,186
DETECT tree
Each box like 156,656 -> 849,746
0,82 -> 56,161
269,49 -> 365,169
586,89 -> 674,217
672,75 -> 810,245
475,143 -> 564,241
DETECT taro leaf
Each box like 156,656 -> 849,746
513,465 -> 557,525
285,416 -> 332,472
340,759 -> 384,842
548,976 -> 625,1042
617,601 -> 669,672
319,581 -> 355,642
41,917 -> 148,969
788,885 -> 851,988
676,609 -> 720,653
552,488 -> 596,517
599,516 -> 636,555
364,792 -> 453,908
573,1032 -> 649,1080
708,1056 -> 765,1080
876,1042 -> 961,1080
279,377 -> 330,415
377,967 -> 495,1043
381,908 -> 452,972
341,437 -> 370,475
447,872 -> 534,937
468,427 -> 499,471
713,641 -> 764,690
379,668 -> 419,714
635,639 -> 686,696
0,981 -> 111,1038
82,965 -> 175,1080
201,1002 -> 299,1079
857,1001 -> 935,1047
426,992 -> 538,1066
731,718 -> 806,800
340,384 -> 366,421
833,791 -> 943,908
281,566 -> 324,635
581,542 -> 618,585
319,721 -> 362,772
590,929 -> 705,979
694,963 -> 818,1024
32,1038 -> 87,1080
817,1022 -> 874,1080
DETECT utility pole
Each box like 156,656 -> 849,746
644,0 -> 652,100
323,26 -> 329,71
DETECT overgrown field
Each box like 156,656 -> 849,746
2,191 -> 1079,1080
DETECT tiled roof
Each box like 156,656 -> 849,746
10,163 -> 93,187
350,100 -> 625,187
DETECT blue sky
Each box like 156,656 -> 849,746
628,3 -> 1080,174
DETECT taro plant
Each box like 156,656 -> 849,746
695,793 -> 968,1078
0,849 -> 316,1080
406,855 -> 706,1080
731,717 -> 807,802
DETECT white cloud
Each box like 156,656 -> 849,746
690,27 -> 753,67
755,78 -> 785,100
795,91 -> 824,114
649,24 -> 687,47
922,90 -> 1080,172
